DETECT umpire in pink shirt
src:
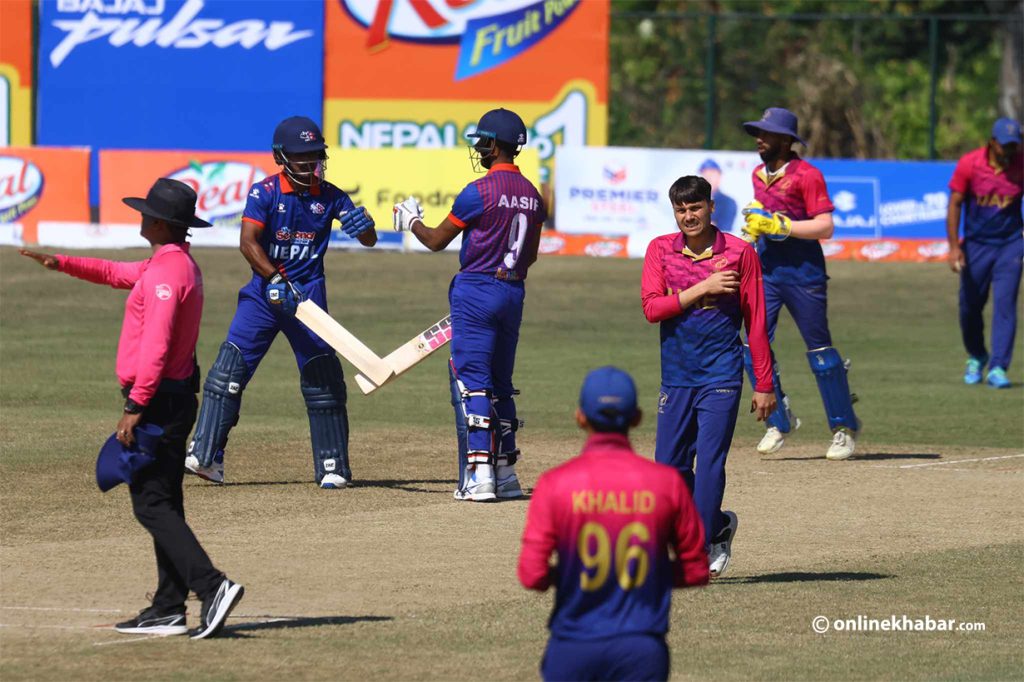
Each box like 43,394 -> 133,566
20,178 -> 243,640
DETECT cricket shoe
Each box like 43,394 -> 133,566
986,367 -> 1011,389
709,511 -> 738,578
319,473 -> 350,489
115,606 -> 188,636
454,463 -> 497,502
190,578 -> 244,640
185,450 -> 224,484
825,428 -> 857,461
964,355 -> 987,385
756,420 -> 800,455
495,464 -> 524,499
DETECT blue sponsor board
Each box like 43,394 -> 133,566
812,159 -> 956,239
38,0 -> 324,205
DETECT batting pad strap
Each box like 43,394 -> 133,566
806,346 -> 859,432
496,449 -> 520,467
466,413 -> 491,429
467,450 -> 491,464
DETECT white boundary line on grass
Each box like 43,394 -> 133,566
872,453 -> 1024,469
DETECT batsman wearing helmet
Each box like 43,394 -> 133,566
393,108 -> 547,501
739,107 -> 860,461
185,116 -> 378,488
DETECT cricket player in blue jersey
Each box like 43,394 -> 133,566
185,116 -> 378,488
393,108 -> 547,502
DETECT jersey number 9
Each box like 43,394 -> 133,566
578,521 -> 652,591
503,213 -> 529,270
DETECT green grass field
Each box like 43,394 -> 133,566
1,246 -> 1022,681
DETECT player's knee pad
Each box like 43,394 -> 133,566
806,346 -> 859,432
189,342 -> 247,463
744,344 -> 793,432
301,354 -> 351,482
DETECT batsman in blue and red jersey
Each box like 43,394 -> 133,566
642,175 -> 775,578
739,107 -> 861,461
394,108 -> 546,502
185,115 -> 378,488
946,117 -> 1023,389
519,367 -> 709,682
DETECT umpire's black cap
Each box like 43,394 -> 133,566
122,178 -> 212,228
273,116 -> 328,154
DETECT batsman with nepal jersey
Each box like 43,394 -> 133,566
739,107 -> 861,461
393,108 -> 546,502
946,117 -> 1023,389
185,116 -> 378,489
642,175 -> 775,578
518,367 -> 709,682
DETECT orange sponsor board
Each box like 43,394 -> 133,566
0,147 -> 89,242
324,0 -> 609,183
822,239 -> 951,263
100,151 -> 279,228
539,231 -> 628,258
0,0 -> 33,146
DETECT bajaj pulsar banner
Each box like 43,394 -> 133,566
324,0 -> 608,185
0,0 -> 33,146
37,0 -> 324,205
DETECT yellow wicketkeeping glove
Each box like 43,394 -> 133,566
741,201 -> 792,242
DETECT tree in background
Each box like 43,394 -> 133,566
609,0 -> 1019,159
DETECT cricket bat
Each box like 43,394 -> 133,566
295,300 -> 393,386
354,314 -> 453,395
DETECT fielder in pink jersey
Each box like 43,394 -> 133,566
519,367 -> 708,682
642,175 -> 775,578
20,178 -> 243,639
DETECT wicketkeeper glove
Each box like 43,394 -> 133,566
741,201 -> 792,242
265,273 -> 305,316
393,196 -> 424,232
339,206 -> 375,238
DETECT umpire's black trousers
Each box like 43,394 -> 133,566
126,386 -> 223,612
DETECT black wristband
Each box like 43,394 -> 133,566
123,398 -> 144,414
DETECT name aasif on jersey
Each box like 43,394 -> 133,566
498,194 -> 539,210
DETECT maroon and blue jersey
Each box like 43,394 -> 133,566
518,432 -> 709,640
242,173 -> 355,285
641,229 -> 773,393
448,163 -> 546,280
752,156 -> 835,286
950,147 -> 1023,245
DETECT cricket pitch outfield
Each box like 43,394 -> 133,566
1,248 -> 1021,680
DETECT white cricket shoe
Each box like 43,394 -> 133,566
708,511 -> 738,578
495,464 -> 524,499
319,473 -> 350,489
756,427 -> 786,455
826,429 -> 857,461
185,452 -> 224,484
454,463 -> 497,502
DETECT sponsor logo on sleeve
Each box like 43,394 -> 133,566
155,283 -> 172,300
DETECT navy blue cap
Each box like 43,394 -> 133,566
579,366 -> 639,432
743,107 -> 807,146
96,423 -> 164,492
272,116 -> 327,154
467,108 -> 527,147
699,158 -> 722,173
992,117 -> 1022,145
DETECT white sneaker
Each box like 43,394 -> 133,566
756,427 -> 785,455
495,464 -> 524,499
453,463 -> 496,502
826,429 -> 856,461
184,452 -> 224,484
319,473 -> 350,489
708,511 -> 738,578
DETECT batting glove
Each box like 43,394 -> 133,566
265,274 -> 304,316
741,201 -> 792,242
339,206 -> 375,238
393,196 -> 424,232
